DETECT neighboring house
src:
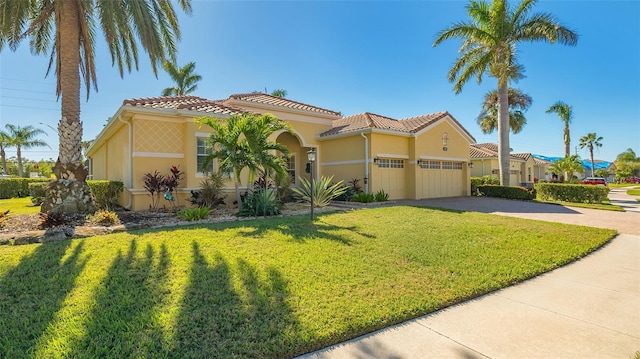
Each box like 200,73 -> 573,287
469,143 -> 550,187
87,93 -> 476,210
533,154 -> 613,181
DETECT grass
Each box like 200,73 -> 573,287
626,189 -> 640,196
535,198 -> 624,212
0,197 -> 40,215
0,206 -> 616,358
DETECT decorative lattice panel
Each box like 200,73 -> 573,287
134,120 -> 184,153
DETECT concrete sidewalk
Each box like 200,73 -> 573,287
298,197 -> 640,359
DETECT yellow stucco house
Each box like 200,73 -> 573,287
469,143 -> 552,187
87,93 -> 476,210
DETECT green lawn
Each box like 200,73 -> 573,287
0,197 -> 40,215
626,189 -> 640,196
0,206 -> 615,358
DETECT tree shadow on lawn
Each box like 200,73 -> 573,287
68,239 -> 171,357
172,242 -> 302,358
0,240 -> 87,358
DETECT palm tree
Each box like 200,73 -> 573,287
196,113 -> 292,207
0,0 -> 192,214
161,61 -> 202,96
244,113 -> 292,180
270,89 -> 288,98
546,101 -> 573,157
3,124 -> 49,177
548,155 -> 584,182
579,133 -> 603,177
614,148 -> 640,180
0,129 -> 10,175
477,88 -> 532,134
434,0 -> 578,186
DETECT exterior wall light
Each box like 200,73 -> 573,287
442,132 -> 448,151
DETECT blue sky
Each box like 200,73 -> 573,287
1,0 -> 638,163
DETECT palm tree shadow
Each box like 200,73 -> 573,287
0,240 -> 87,358
172,242 -> 300,358
67,240 -> 170,357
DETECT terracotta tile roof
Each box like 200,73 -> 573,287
122,96 -> 243,115
224,93 -> 341,116
470,145 -> 497,159
533,157 -> 552,166
471,143 -> 541,162
320,111 -> 474,139
511,152 -> 532,161
473,142 -> 499,153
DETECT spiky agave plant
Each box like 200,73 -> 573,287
292,175 -> 348,207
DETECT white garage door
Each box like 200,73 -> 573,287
376,159 -> 406,199
420,160 -> 465,198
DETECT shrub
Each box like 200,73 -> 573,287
238,188 -> 282,217
470,177 -> 483,196
352,192 -> 375,203
87,210 -> 121,226
39,212 -> 69,229
178,207 -> 211,221
143,170 -> 165,211
275,172 -> 294,203
374,189 -> 389,202
292,175 -> 348,207
189,172 -> 226,208
348,178 -> 363,194
29,182 -> 48,205
535,183 -> 610,204
0,178 -> 50,199
0,210 -> 9,229
87,180 -> 123,210
477,185 -> 536,200
481,175 -> 500,185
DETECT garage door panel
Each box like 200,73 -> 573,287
420,161 -> 464,198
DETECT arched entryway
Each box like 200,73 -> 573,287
276,132 -> 314,186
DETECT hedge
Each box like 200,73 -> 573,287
88,180 -> 124,210
477,185 -> 536,200
535,183 -> 610,204
0,178 -> 51,199
471,175 -> 500,196
4,178 -> 124,210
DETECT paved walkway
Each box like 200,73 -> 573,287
298,191 -> 640,359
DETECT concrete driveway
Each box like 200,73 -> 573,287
298,194 -> 640,359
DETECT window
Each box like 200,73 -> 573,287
284,155 -> 296,182
378,159 -> 404,168
196,137 -> 214,174
442,161 -> 453,169
452,162 -> 463,170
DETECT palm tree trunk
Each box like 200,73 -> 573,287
590,147 -> 595,177
0,144 -> 6,174
497,80 -> 511,186
234,181 -> 242,207
564,125 -> 570,157
40,1 -> 95,215
58,1 -> 84,170
17,146 -> 23,177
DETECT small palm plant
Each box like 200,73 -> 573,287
292,176 -> 348,207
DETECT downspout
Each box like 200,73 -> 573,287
360,132 -> 369,194
118,117 -> 133,209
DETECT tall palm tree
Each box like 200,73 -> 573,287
3,124 -> 49,177
0,129 -> 10,175
161,61 -> 202,96
0,0 -> 192,213
477,88 -> 532,134
434,0 -> 578,186
579,132 -> 603,177
546,101 -> 573,157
